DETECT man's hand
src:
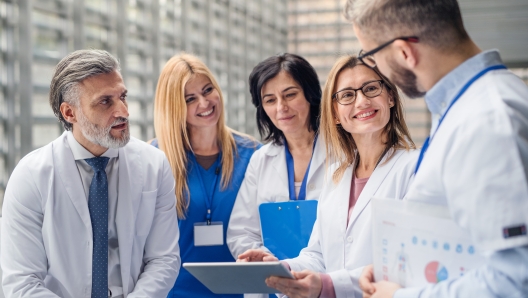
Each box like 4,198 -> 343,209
237,249 -> 278,262
359,265 -> 402,298
266,270 -> 322,298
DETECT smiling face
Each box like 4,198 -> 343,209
333,65 -> 393,137
261,71 -> 311,137
67,70 -> 130,153
184,74 -> 222,131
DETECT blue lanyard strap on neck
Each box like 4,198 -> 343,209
414,64 -> 507,174
284,134 -> 318,201
192,153 -> 221,224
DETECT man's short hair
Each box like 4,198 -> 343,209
49,49 -> 120,130
345,0 -> 470,50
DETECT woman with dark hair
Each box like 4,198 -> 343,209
227,53 -> 326,267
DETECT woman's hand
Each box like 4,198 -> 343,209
266,270 -> 322,298
359,265 -> 376,298
237,249 -> 278,262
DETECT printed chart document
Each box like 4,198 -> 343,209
371,198 -> 484,287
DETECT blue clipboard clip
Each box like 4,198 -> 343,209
259,200 -> 318,260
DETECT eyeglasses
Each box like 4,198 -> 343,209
358,36 -> 419,68
332,80 -> 384,105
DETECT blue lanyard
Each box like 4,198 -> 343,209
284,135 -> 318,201
192,153 -> 221,224
414,64 -> 507,174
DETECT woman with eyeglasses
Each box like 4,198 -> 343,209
151,53 -> 261,298
262,55 -> 418,298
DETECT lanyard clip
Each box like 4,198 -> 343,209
206,209 -> 211,225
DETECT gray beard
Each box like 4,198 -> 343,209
77,109 -> 130,149
387,58 -> 426,99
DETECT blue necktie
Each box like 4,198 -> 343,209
85,157 -> 110,298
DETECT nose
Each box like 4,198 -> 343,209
114,99 -> 129,118
198,95 -> 210,108
354,91 -> 371,108
276,96 -> 288,112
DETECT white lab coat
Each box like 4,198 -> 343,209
286,149 -> 418,298
405,68 -> 528,252
1,132 -> 181,298
227,138 -> 326,260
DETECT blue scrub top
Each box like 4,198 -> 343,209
152,134 -> 261,297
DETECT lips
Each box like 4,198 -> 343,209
278,115 -> 295,121
354,109 -> 377,119
111,122 -> 127,130
198,106 -> 214,117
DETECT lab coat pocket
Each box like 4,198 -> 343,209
135,189 -> 158,236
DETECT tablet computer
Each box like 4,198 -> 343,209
183,261 -> 294,294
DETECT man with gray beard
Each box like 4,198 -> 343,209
1,49 -> 180,298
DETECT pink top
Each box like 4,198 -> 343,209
320,173 -> 370,298
347,174 -> 370,224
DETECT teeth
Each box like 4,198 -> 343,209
356,111 -> 375,119
198,108 -> 213,116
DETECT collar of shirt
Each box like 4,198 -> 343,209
66,131 -> 119,160
424,49 -> 504,133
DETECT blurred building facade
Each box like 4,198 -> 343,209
0,0 -> 288,205
1,0 -> 528,206
287,0 -> 528,147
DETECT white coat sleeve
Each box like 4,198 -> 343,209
128,157 -> 181,297
394,246 -> 528,298
227,154 -> 270,259
1,161 -> 60,297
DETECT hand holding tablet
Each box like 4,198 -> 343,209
183,261 -> 294,294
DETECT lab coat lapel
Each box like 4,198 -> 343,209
116,143 -> 142,292
266,143 -> 288,186
307,136 -> 325,185
348,150 -> 405,227
333,166 -> 354,229
53,132 -> 92,229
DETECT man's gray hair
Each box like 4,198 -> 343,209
49,49 -> 120,131
344,0 -> 469,49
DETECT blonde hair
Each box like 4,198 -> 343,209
154,53 -> 238,219
321,55 -> 415,183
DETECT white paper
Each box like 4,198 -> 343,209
371,198 -> 484,287
194,222 -> 224,246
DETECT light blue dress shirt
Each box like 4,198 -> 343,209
396,50 -> 528,297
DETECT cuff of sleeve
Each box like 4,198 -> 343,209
280,261 -> 291,271
393,287 -> 422,298
319,273 -> 336,298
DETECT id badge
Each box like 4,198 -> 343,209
194,222 -> 224,246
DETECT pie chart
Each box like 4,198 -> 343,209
424,261 -> 448,283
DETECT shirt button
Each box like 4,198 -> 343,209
347,236 -> 353,243
308,183 -> 315,191
441,101 -> 446,108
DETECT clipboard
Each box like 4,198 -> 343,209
183,262 -> 294,294
259,200 -> 318,260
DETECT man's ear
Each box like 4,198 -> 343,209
392,39 -> 419,70
60,102 -> 77,125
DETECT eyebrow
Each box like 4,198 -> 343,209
92,89 -> 128,104
262,86 -> 300,99
335,80 -> 380,93
185,83 -> 212,97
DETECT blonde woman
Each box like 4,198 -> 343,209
152,53 -> 260,297
263,55 -> 418,298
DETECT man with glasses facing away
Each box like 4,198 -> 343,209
345,0 -> 528,298
1,49 -> 180,298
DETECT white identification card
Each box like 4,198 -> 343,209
194,222 -> 224,246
